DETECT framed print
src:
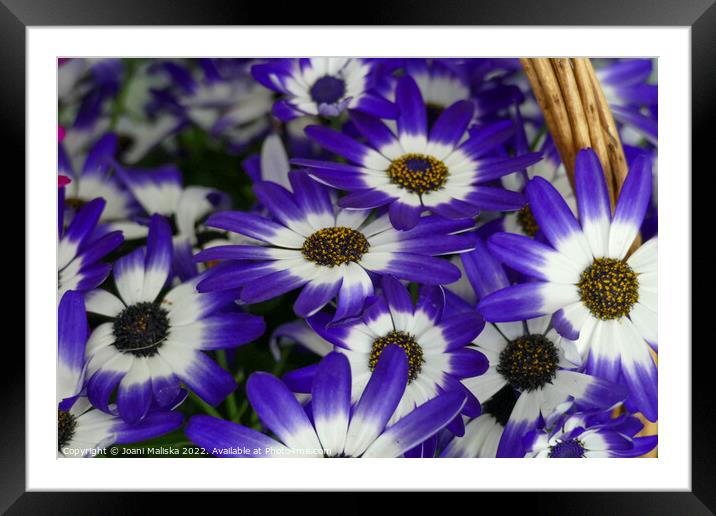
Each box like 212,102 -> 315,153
5,0 -> 711,512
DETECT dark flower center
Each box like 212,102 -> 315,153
310,75 -> 346,105
481,384 -> 519,426
497,334 -> 559,392
577,257 -> 639,320
549,438 -> 586,458
301,227 -> 369,267
369,330 -> 425,382
388,153 -> 449,195
112,302 -> 170,357
58,409 -> 77,451
516,204 -> 539,237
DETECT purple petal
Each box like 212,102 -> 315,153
252,181 -> 307,230
429,100 -> 474,148
477,282 -> 554,322
449,348 -> 489,379
294,278 -> 343,318
194,312 -> 266,350
349,109 -> 399,151
475,153 -> 543,183
304,125 -> 377,166
395,75 -> 427,141
177,352 -> 237,406
437,311 -> 485,352
57,291 -> 87,399
205,211 -> 298,247
185,415 -> 281,457
247,372 -> 320,450
461,236 -> 510,300
338,188 -> 395,209
381,275 -> 414,321
288,170 -> 334,221
368,253 -> 461,285
609,153 -> 653,258
463,186 -> 526,212
117,376 -> 153,423
388,199 -> 423,231
142,214 -> 173,301
241,268 -> 311,304
496,392 -> 540,458
311,352 -> 351,454
363,390 -> 466,458
113,410 -> 184,445
344,345 -> 409,457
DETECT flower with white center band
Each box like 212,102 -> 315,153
194,171 -> 475,321
114,163 -> 231,247
447,237 -> 629,457
83,215 -> 266,423
374,59 -> 473,125
288,276 -> 488,429
251,58 -> 396,121
185,346 -> 466,458
59,132 -> 147,239
58,197 -> 123,297
157,59 -> 275,152
523,410 -> 658,458
58,290 -> 183,457
374,59 -> 520,127
293,75 -> 541,230
478,148 -> 658,421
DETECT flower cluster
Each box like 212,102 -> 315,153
57,57 -> 657,458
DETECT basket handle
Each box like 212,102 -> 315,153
521,57 -> 654,456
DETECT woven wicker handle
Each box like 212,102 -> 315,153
521,58 -> 630,205
520,58 -> 655,457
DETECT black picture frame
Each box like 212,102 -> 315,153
6,0 -> 711,512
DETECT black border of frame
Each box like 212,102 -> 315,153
5,0 -> 712,512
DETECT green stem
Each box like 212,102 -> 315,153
234,368 -> 245,384
530,125 -> 548,151
109,58 -> 138,131
408,282 -> 419,303
189,391 -> 222,419
216,350 -> 240,422
271,346 -> 292,376
235,399 -> 250,422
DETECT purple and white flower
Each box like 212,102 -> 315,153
186,347 -> 467,457
523,409 -> 658,458
252,58 -> 395,120
59,133 -> 147,239
478,148 -> 658,421
58,197 -> 123,297
294,76 -> 541,230
114,163 -> 231,248
295,276 -> 488,426
82,215 -> 265,423
450,237 -> 629,457
195,171 -> 475,320
58,290 -> 183,457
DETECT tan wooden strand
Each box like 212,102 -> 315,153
551,59 -> 592,185
585,61 -> 629,198
532,58 -> 577,176
572,58 -> 616,206
520,57 -> 655,458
